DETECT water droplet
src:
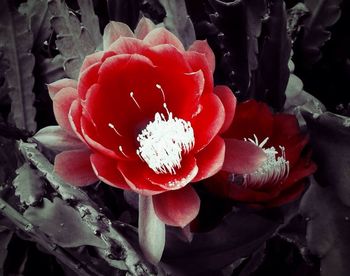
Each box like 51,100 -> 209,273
345,216 -> 349,221
304,217 -> 311,222
60,223 -> 64,227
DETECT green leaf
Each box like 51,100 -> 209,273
299,0 -> 342,64
24,198 -> 107,248
48,0 -> 96,79
77,0 -> 102,49
13,163 -> 45,206
18,0 -> 51,49
0,0 -> 36,132
159,0 -> 196,48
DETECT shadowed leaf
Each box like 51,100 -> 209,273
0,0 -> 36,132
19,0 -> 51,49
48,0 -> 96,79
159,0 -> 196,48
299,0 -> 342,64
77,0 -> 102,49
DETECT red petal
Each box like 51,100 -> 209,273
103,21 -> 134,50
80,116 -> 123,160
143,44 -> 191,73
223,138 -> 267,174
144,27 -> 185,51
224,100 -> 273,141
80,51 -> 104,74
184,51 -> 213,95
214,85 -> 237,134
153,185 -> 200,227
47,78 -> 77,99
90,153 -> 130,189
118,161 -> 165,195
53,87 -> 78,134
135,17 -> 156,39
188,40 -> 215,73
192,137 -> 225,182
78,62 -> 101,99
155,69 -> 204,120
145,156 -> 198,190
191,93 -> 225,152
108,37 -> 148,55
54,149 -> 98,186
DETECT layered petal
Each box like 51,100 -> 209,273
103,21 -> 134,50
78,62 -> 101,99
192,137 -> 225,182
222,138 -> 267,174
214,85 -> 236,134
54,149 -> 98,186
53,87 -> 78,134
145,156 -> 198,190
188,40 -> 215,73
80,51 -> 104,74
153,185 -> 200,227
90,153 -> 130,189
47,78 -> 77,99
135,17 -> 156,39
144,27 -> 185,51
118,161 -> 165,195
192,93 -> 225,152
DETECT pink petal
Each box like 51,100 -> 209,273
191,93 -> 225,152
118,161 -> 165,196
47,78 -> 77,99
103,21 -> 134,50
90,153 -> 130,189
153,185 -> 200,227
77,62 -> 101,99
135,17 -> 156,39
54,149 -> 98,186
188,40 -> 215,73
214,85 -> 237,134
192,137 -> 225,182
108,37 -> 147,54
68,100 -> 85,142
143,27 -> 185,51
33,126 -> 86,152
184,51 -> 213,95
80,51 -> 104,74
222,138 -> 267,174
53,87 -> 78,134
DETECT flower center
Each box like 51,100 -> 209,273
136,106 -> 195,175
240,135 -> 290,188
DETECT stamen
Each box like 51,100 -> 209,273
240,136 -> 290,188
119,145 -> 128,158
136,111 -> 195,175
108,123 -> 122,136
155,83 -> 166,102
130,91 -> 141,109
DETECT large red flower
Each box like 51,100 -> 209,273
207,100 -> 317,207
43,18 -> 264,227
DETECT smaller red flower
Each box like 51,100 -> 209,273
207,100 -> 317,207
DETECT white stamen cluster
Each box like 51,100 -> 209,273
136,112 -> 195,175
242,135 -> 290,188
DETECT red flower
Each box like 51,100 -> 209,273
43,18 -> 255,227
207,100 -> 317,207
